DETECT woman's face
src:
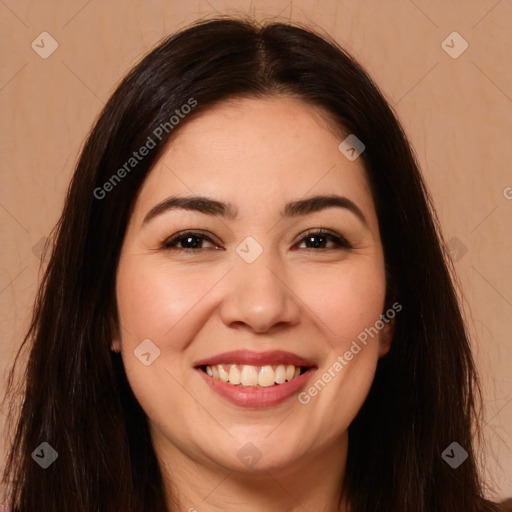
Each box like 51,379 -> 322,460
113,95 -> 393,475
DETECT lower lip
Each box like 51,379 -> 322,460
196,367 -> 316,408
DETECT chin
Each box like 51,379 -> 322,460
204,434 -> 307,474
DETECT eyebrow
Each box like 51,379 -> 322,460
142,194 -> 368,226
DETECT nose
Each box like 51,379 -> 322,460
218,250 -> 301,334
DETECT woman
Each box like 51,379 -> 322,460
1,16 -> 508,512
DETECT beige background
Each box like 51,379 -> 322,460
0,0 -> 511,501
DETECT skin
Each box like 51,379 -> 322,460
112,95 -> 394,512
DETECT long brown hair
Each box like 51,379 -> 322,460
1,16 -> 501,511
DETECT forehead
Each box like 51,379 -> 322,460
130,95 -> 377,228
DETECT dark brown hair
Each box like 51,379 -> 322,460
1,16 -> 502,511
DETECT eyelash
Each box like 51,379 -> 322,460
162,229 -> 352,253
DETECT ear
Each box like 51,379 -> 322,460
378,316 -> 395,358
108,311 -> 122,353
111,337 -> 121,353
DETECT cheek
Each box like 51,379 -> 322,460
114,258 -> 216,405
294,262 -> 387,434
295,259 -> 387,346
116,257 -> 216,341
114,257 -> 217,423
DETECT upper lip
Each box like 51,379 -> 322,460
194,350 -> 315,368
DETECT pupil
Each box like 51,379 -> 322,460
183,236 -> 200,248
308,235 -> 325,248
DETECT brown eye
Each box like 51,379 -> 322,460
295,229 -> 352,251
163,231 -> 219,251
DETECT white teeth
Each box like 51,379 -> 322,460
204,363 -> 306,387
275,364 -> 286,384
285,364 -> 295,381
241,365 -> 258,386
228,364 -> 241,384
218,365 -> 229,382
258,365 -> 275,387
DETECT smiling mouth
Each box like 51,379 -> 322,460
199,364 -> 310,387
